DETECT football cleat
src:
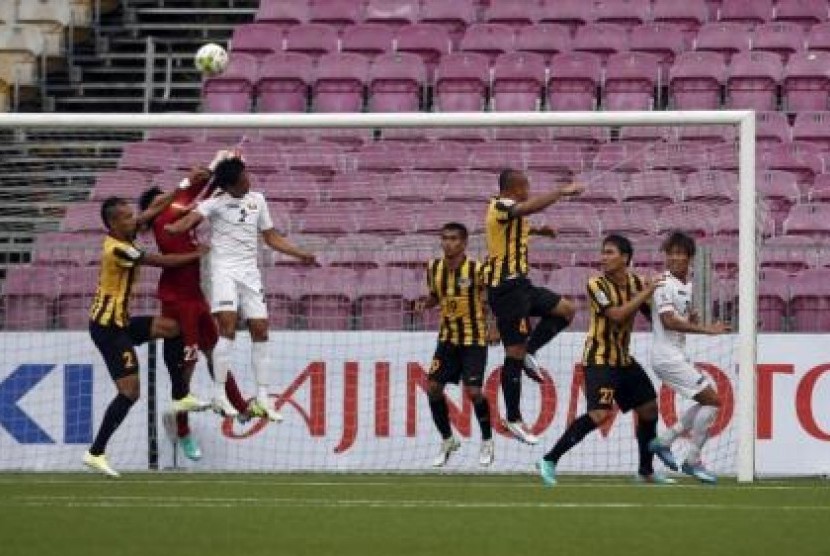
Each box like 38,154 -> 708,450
504,420 -> 539,445
212,396 -> 239,418
249,398 -> 283,423
172,394 -> 211,413
635,472 -> 677,485
523,353 -> 544,383
648,438 -> 679,471
479,439 -> 495,466
681,461 -> 717,484
83,451 -> 120,478
432,436 -> 461,467
180,435 -> 202,461
537,459 -> 557,487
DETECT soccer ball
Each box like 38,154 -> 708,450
194,43 -> 229,75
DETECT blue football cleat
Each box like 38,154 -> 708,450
648,438 -> 679,471
682,462 -> 717,484
635,472 -> 677,485
537,459 -> 557,487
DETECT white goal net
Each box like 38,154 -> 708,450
0,112 -> 757,480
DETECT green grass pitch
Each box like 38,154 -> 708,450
1,474 -> 828,556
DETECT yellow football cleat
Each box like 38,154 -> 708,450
83,451 -> 120,478
171,394 -> 211,413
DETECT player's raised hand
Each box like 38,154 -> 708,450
297,251 -> 317,265
708,321 -> 731,335
557,182 -> 585,198
188,166 -> 212,187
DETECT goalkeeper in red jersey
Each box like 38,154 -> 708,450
138,149 -> 251,460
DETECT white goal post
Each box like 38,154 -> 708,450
0,110 -> 757,482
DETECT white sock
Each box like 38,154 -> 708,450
659,404 -> 702,446
252,341 -> 269,403
686,405 -> 717,465
213,336 -> 233,398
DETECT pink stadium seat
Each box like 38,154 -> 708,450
55,267 -> 100,330
443,171 -> 492,204
144,128 -> 200,144
484,0 -> 539,27
326,235 -> 389,270
119,141 -> 176,173
809,172 -> 830,203
594,0 -> 649,30
255,0 -> 309,30
176,141 -> 228,172
656,202 -> 722,237
3,266 -> 55,330
368,52 -> 426,112
323,174 -> 380,204
621,171 -> 678,209
546,266 -> 599,330
32,232 -> 100,267
543,204 -> 602,239
257,174 -> 319,207
202,53 -> 257,113
783,51 -> 830,111
774,0 -> 828,29
790,268 -> 830,331
792,111 -> 830,148
230,24 -> 282,57
386,172 -> 446,203
417,0 -> 475,45
525,144 -> 588,175
759,142 -> 824,188
761,235 -> 815,272
341,23 -> 395,59
357,205 -> 418,235
493,126 -> 549,143
683,170 -> 737,204
395,24 -> 452,79
572,23 -> 628,63
538,0 -> 593,34
89,170 -> 149,201
469,143 -> 524,173
630,23 -> 687,73
364,0 -> 419,27
726,51 -> 783,110
806,21 -> 830,51
309,0 -> 362,30
619,126 -> 676,143
573,171 -> 623,205
677,124 -> 736,144
548,52 -> 602,111
599,204 -> 658,237
717,0 -> 773,26
694,22 -> 752,62
669,51 -> 727,109
356,143 -> 406,173
299,267 -> 359,330
491,52 -> 546,111
646,141 -> 713,173
755,268 -> 790,332
410,142 -> 470,172
357,267 -> 419,330
603,52 -> 660,110
434,52 -> 490,112
459,23 -> 515,65
784,203 -> 830,237
61,203 -> 104,233
514,24 -> 571,63
313,52 -> 369,113
284,24 -> 339,58
652,0 -> 708,44
756,111 -> 792,146
256,52 -> 313,113
752,22 -> 805,63
295,204 -> 360,236
757,170 -> 800,229
282,144 -> 343,176
262,270 -> 301,329
593,143 -> 646,173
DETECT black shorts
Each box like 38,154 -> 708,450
428,342 -> 487,387
89,316 -> 154,380
584,360 -> 657,413
487,277 -> 562,347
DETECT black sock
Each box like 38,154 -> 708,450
428,396 -> 452,439
527,316 -> 569,355
637,417 -> 658,476
544,414 -> 597,464
501,356 -> 524,423
473,397 -> 492,440
163,336 -> 188,400
89,394 -> 136,456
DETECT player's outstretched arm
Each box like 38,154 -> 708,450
142,245 -> 208,268
165,211 -> 204,235
509,182 -> 584,218
604,275 -> 664,324
136,189 -> 177,226
261,229 -> 316,264
660,311 -> 731,335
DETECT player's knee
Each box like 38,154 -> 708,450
699,388 -> 721,408
427,380 -> 444,401
505,344 -> 526,359
249,326 -> 268,342
636,400 -> 659,421
588,409 -> 611,425
119,383 -> 140,402
153,317 -> 180,339
465,387 -> 485,404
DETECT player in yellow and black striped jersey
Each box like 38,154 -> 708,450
484,169 -> 583,444
84,195 -> 208,478
538,234 -> 671,486
415,222 -> 498,467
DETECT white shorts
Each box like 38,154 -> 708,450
651,350 -> 713,400
210,271 -> 268,320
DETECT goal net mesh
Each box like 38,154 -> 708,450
0,121 -> 759,475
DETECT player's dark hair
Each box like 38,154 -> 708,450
213,157 -> 245,191
441,222 -> 468,240
603,234 -> 634,266
138,186 -> 163,214
100,196 -> 127,230
498,168 -> 519,192
661,230 -> 696,257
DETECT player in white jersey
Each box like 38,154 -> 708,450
648,231 -> 730,484
165,153 -> 316,421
